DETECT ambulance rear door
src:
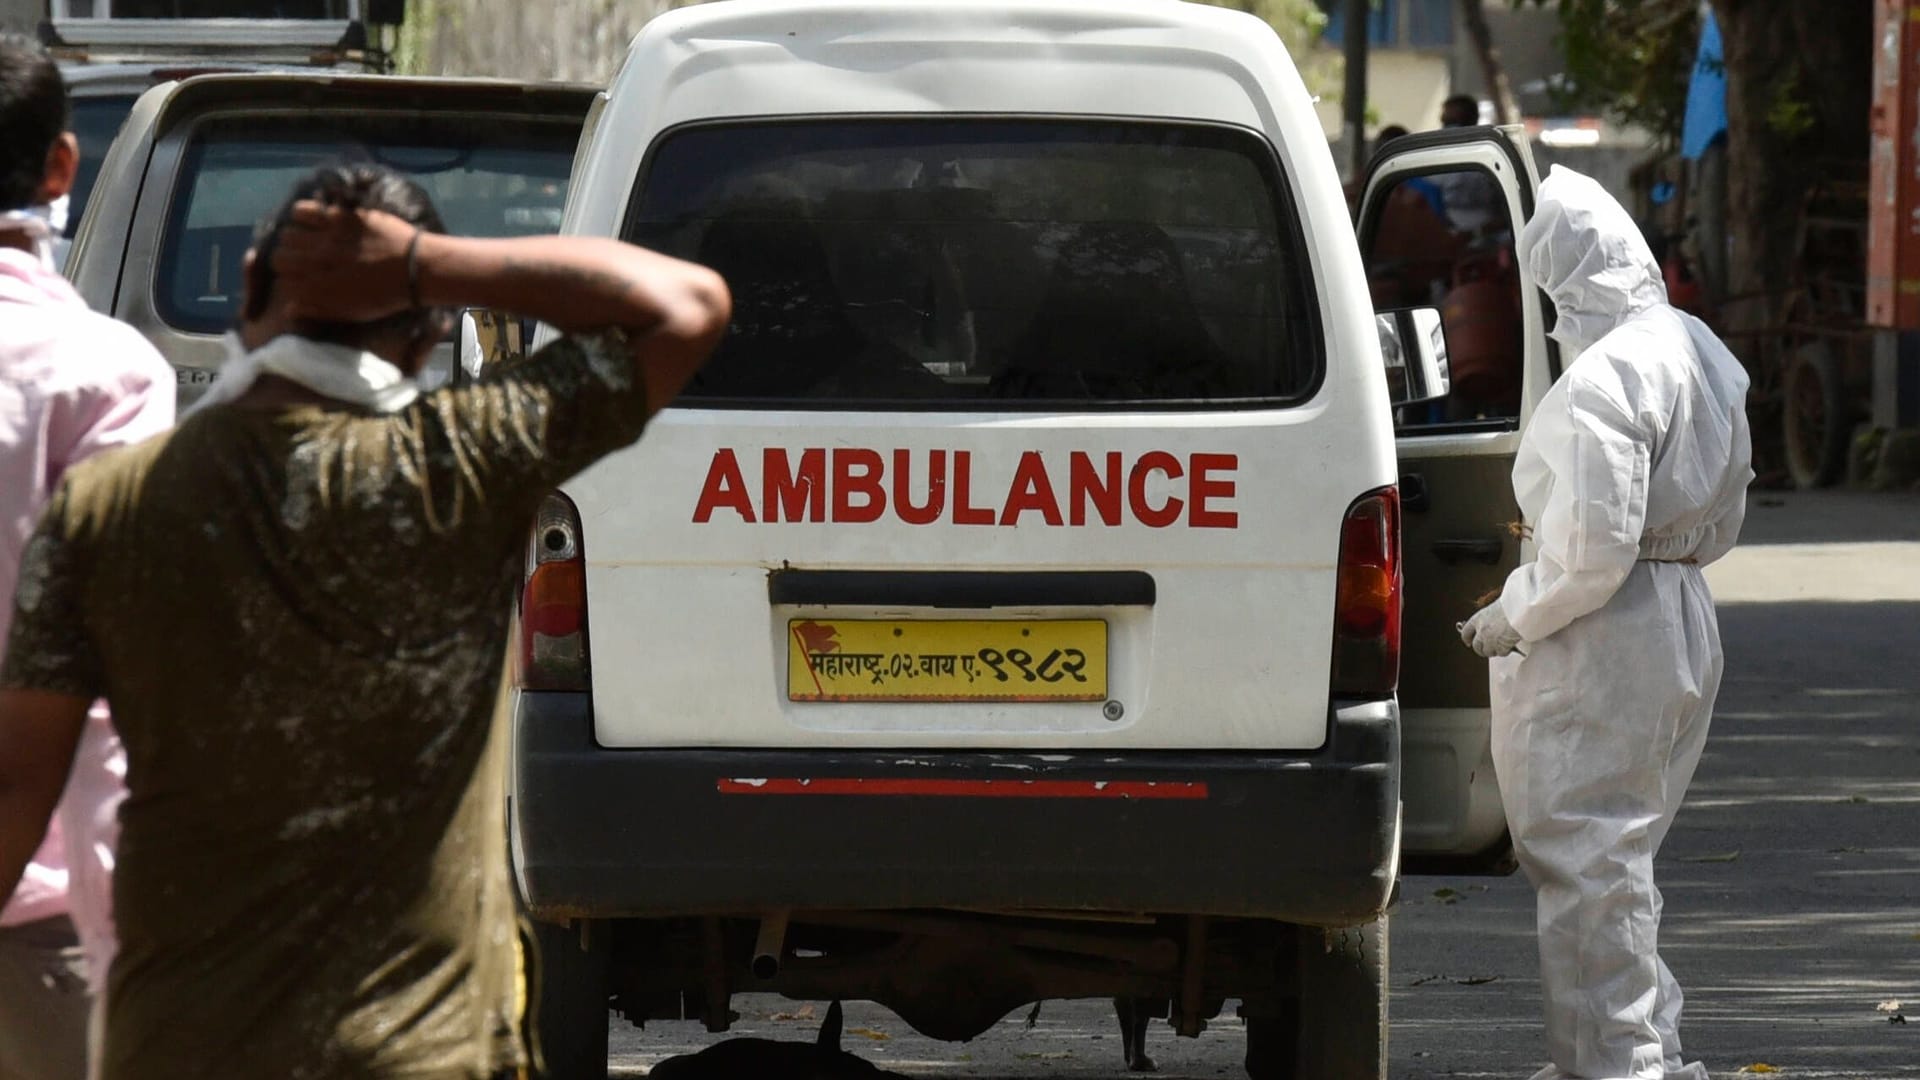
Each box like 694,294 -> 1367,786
564,114 -> 1398,754
1356,126 -> 1554,871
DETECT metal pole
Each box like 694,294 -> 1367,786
1343,0 -> 1371,182
751,910 -> 790,981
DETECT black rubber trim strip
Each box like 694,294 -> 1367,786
767,570 -> 1156,608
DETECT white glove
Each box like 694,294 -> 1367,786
1458,602 -> 1523,659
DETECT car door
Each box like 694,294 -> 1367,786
1356,126 -> 1555,873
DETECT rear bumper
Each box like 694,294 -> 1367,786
509,693 -> 1398,926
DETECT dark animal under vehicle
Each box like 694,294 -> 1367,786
646,1002 -> 910,1080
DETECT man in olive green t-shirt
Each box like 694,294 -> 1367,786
0,165 -> 728,1079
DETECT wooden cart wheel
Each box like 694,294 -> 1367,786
1783,342 -> 1850,490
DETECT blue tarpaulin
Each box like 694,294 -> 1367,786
1681,8 -> 1727,160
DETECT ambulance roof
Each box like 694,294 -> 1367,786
613,0 -> 1312,130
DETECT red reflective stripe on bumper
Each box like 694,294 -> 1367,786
716,778 -> 1208,799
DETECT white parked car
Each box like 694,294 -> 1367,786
507,2 -> 1561,1076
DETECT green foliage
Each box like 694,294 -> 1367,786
1764,63 -> 1816,140
1513,0 -> 1699,143
390,0 -> 441,75
1196,0 -> 1331,52
1195,0 -> 1342,95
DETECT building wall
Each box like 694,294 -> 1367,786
1315,48 -> 1453,138
1531,143 -> 1645,208
1,0 -> 40,35
1449,0 -> 1565,110
395,0 -> 685,83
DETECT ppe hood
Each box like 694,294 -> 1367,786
1517,164 -> 1667,356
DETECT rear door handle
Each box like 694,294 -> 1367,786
1431,538 -> 1505,565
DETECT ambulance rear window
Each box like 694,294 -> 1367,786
627,119 -> 1320,408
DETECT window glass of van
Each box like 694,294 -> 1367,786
67,94 -> 138,238
627,119 -> 1321,408
1362,165 -> 1523,426
157,113 -> 578,335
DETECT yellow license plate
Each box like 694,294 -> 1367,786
787,619 -> 1108,703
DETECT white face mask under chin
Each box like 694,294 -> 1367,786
185,332 -> 423,418
0,198 -> 66,272
1547,309 -> 1614,360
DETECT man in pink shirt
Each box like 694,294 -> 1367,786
0,36 -> 173,1080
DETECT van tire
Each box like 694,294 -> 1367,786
1246,918 -> 1387,1080
529,917 -> 611,1080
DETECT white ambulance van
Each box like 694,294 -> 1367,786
507,2 -> 1556,1076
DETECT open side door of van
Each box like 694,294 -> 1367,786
1356,125 -> 1555,875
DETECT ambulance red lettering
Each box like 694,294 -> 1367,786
893,449 -> 946,525
1000,451 -> 1064,527
764,448 -> 825,523
693,448 -> 755,524
1069,451 -> 1122,527
1128,451 -> 1184,528
950,450 -> 995,526
834,449 -> 886,524
1189,453 -> 1239,528
689,448 -> 1240,527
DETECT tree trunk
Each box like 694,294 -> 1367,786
1708,0 -> 1869,482
1710,0 -> 1871,334
1457,0 -> 1520,124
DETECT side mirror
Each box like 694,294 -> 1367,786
417,309 -> 530,392
451,308 -> 533,385
1376,306 -> 1450,408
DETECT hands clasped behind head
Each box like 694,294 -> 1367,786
267,202 -> 419,325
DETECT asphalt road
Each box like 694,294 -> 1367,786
609,490 -> 1920,1079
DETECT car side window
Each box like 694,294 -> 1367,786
1361,165 -> 1525,428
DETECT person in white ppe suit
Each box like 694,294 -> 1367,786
1458,165 -> 1754,1080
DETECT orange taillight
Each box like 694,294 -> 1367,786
1331,487 -> 1402,697
515,493 -> 589,693
523,561 -> 585,639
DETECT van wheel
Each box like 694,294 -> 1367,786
1245,918 -> 1387,1080
528,917 -> 611,1080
